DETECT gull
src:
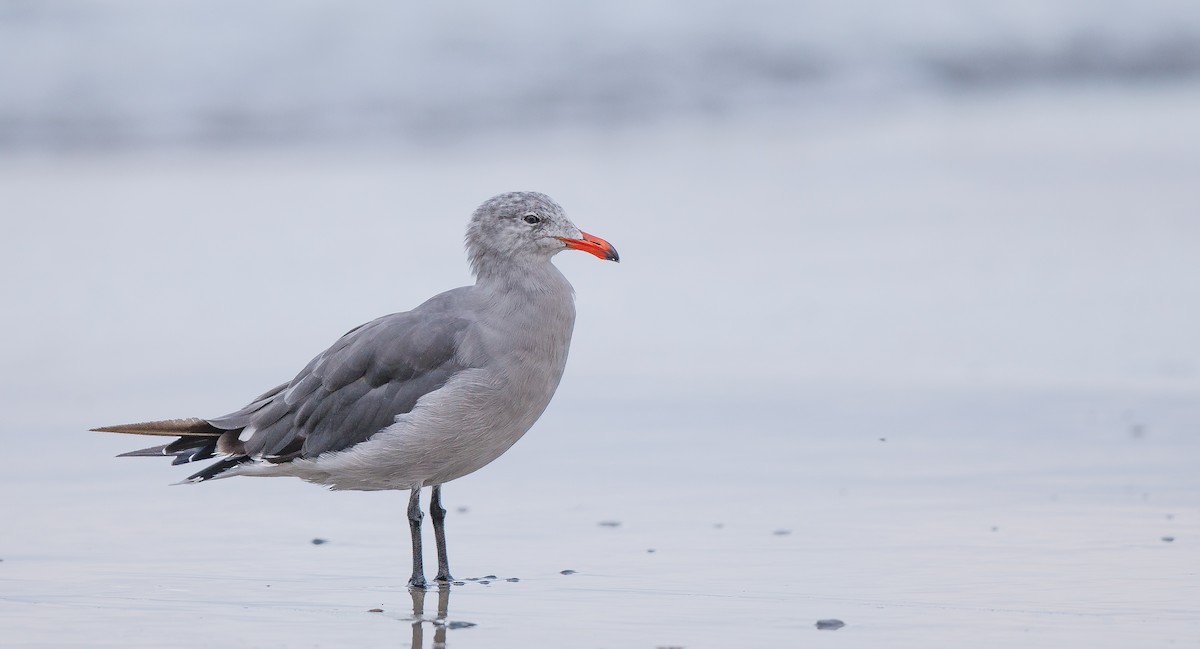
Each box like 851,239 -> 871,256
93,191 -> 618,588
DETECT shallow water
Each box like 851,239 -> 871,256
4,389 -> 1198,647
3,85 -> 1199,646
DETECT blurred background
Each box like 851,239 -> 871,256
2,1 -> 1199,646
3,0 -> 1198,407
3,0 -> 1200,152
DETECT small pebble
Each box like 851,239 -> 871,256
452,581 -> 466,586
647,549 -> 656,553
368,608 -> 384,613
772,529 -> 791,536
991,526 -> 999,532
484,574 -> 497,579
878,437 -> 886,442
713,523 -> 724,529
311,538 -> 328,545
816,619 -> 845,630
447,621 -> 477,630
1162,536 -> 1175,543
598,520 -> 621,527
456,506 -> 469,514
560,569 -> 577,575
478,580 -> 490,585
506,577 -> 520,583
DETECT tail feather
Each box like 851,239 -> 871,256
92,417 -> 224,437
96,416 -> 259,483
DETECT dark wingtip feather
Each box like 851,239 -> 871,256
117,444 -> 171,458
183,456 -> 251,483
92,418 -> 224,437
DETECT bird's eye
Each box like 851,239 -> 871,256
523,214 -> 541,225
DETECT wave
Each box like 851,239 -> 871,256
2,0 -> 1199,151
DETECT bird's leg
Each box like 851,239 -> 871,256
407,487 -> 427,589
430,484 -> 453,582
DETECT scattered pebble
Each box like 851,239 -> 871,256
311,538 -> 328,545
713,523 -> 724,529
456,506 -> 469,514
991,526 -> 999,532
1166,513 -> 1175,520
598,520 -> 621,527
484,574 -> 497,579
368,608 -> 384,613
656,645 -> 684,649
478,580 -> 490,585
452,581 -> 466,586
772,529 -> 791,536
560,569 -> 577,575
647,549 -> 656,553
878,437 -> 887,442
447,621 -> 477,630
506,577 -> 520,583
1162,536 -> 1175,543
1130,424 -> 1146,438
816,619 -> 845,630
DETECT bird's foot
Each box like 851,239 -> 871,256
407,576 -> 428,590
435,572 -> 454,584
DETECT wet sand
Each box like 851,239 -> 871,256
3,86 -> 1199,647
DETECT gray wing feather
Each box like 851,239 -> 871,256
211,290 -> 473,461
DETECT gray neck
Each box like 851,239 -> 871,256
473,255 -> 575,300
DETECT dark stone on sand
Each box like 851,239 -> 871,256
484,574 -> 496,579
773,529 -> 791,536
368,608 -> 384,613
452,581 -> 466,586
311,538 -> 328,545
647,549 -> 656,553
816,619 -> 845,630
560,569 -> 577,575
1162,536 -> 1175,542
506,577 -> 520,582
457,506 -> 469,513
479,580 -> 490,585
447,621 -> 477,630
713,523 -> 724,529
598,520 -> 621,527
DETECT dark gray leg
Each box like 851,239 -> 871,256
430,485 -> 453,582
407,487 -> 426,589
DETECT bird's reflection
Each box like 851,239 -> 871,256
409,584 -> 474,648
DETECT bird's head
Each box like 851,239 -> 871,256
466,192 -> 619,276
